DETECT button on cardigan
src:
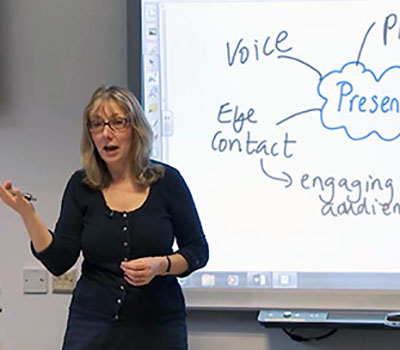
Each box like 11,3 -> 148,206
32,163 -> 209,321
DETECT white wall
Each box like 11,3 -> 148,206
1,1 -> 400,349
0,0 -> 127,349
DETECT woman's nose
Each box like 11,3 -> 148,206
102,123 -> 114,138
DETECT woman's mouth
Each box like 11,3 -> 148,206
103,145 -> 119,153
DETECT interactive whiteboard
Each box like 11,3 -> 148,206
137,0 -> 400,310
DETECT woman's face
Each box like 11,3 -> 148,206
89,99 -> 133,171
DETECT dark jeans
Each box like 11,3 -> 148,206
62,310 -> 188,350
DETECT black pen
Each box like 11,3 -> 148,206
8,189 -> 37,202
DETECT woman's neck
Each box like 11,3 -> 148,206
108,164 -> 132,184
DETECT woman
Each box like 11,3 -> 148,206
0,85 -> 209,349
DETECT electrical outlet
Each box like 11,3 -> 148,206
23,268 -> 48,294
52,270 -> 78,294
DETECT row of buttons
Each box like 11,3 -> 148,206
115,211 -> 130,320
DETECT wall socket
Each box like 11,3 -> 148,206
52,269 -> 78,294
23,268 -> 48,294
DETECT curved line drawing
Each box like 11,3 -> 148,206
276,108 -> 321,126
278,55 -> 322,79
356,22 -> 376,66
259,158 -> 292,188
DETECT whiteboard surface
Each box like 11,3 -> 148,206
140,0 -> 400,309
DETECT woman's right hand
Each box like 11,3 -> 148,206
0,181 -> 52,252
0,181 -> 35,217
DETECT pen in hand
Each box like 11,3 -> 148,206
7,189 -> 37,202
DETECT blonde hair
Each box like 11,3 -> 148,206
80,85 -> 164,189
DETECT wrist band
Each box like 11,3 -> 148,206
165,256 -> 171,273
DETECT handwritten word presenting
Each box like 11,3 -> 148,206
318,62 -> 400,141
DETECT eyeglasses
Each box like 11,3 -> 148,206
87,117 -> 130,133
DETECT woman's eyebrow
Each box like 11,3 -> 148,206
90,113 -> 124,119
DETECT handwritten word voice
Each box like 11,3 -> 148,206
226,30 -> 293,67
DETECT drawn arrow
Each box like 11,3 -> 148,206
259,158 -> 293,188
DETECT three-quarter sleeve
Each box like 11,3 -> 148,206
31,171 -> 84,276
166,167 -> 209,277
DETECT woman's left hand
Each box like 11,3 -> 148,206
120,256 -> 166,286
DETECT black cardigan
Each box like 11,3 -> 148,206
33,163 -> 208,321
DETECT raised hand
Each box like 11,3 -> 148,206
0,181 -> 35,217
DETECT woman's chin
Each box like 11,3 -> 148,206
102,155 -> 122,166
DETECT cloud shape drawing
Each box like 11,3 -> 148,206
317,62 -> 400,141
